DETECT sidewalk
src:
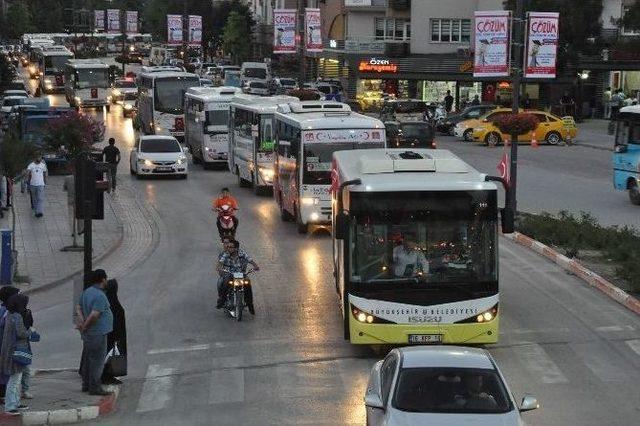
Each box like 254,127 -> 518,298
574,119 -> 614,151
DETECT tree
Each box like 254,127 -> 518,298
0,54 -> 17,90
222,11 -> 251,64
28,0 -> 64,33
209,1 -> 254,54
44,111 -> 105,159
4,0 -> 34,40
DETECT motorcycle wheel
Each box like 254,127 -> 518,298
235,290 -> 243,322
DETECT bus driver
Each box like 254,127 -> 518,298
392,234 -> 429,278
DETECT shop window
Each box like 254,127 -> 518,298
430,18 -> 471,43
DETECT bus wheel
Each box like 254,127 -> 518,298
629,181 -> 640,205
296,206 -> 308,234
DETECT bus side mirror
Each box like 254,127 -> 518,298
334,212 -> 349,240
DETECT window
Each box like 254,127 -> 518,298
374,18 -> 411,41
431,19 -> 471,43
380,355 -> 398,405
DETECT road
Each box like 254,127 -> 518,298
20,74 -> 640,425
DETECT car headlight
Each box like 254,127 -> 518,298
75,97 -> 82,105
301,197 -> 319,206
177,155 -> 186,165
124,104 -> 133,110
44,77 -> 53,84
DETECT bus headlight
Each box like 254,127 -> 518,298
476,307 -> 498,323
352,307 -> 376,324
301,197 -> 319,206
259,167 -> 274,182
310,212 -> 320,221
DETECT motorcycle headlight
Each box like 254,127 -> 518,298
233,278 -> 244,287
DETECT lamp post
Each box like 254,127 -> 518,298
297,0 -> 306,87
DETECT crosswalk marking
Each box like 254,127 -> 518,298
209,369 -> 245,404
136,365 -> 176,413
511,343 -> 569,384
625,339 -> 640,357
572,343 -> 629,382
147,344 -> 210,355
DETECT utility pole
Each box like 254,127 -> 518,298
121,10 -> 126,75
297,0 -> 305,87
182,0 -> 188,61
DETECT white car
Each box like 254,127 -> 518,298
2,89 -> 28,98
365,346 -> 539,426
243,80 -> 270,96
1,95 -> 28,122
129,135 -> 188,179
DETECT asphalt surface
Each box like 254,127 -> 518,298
20,73 -> 640,425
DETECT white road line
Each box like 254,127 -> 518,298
625,339 -> 640,357
595,325 -> 635,332
147,344 -> 210,355
209,369 -> 245,404
512,344 -> 569,384
136,365 -> 175,413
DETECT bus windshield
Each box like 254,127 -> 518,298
349,191 -> 497,289
154,77 -> 199,114
244,68 -> 267,79
304,142 -> 385,185
44,56 -> 70,73
206,109 -> 229,130
76,69 -> 109,88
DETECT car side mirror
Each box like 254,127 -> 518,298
614,144 -> 628,153
364,391 -> 384,410
519,394 -> 539,412
183,146 -> 190,154
334,212 -> 349,240
364,360 -> 385,410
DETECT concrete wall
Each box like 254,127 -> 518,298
321,0 -> 345,40
346,10 -> 385,38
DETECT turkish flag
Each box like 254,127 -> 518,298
496,150 -> 510,187
330,158 -> 339,196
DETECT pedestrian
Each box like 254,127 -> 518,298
101,279 -> 126,385
102,138 -> 120,192
602,86 -> 612,119
560,90 -> 575,117
0,294 -> 33,415
444,90 -> 454,113
611,89 -> 623,119
75,269 -> 113,396
63,168 -> 83,239
471,95 -> 480,106
0,286 -> 20,403
26,156 -> 47,218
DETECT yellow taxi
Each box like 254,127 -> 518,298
471,110 -> 578,146
453,108 -> 513,141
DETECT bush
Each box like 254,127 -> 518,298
492,113 -> 539,136
44,111 -> 105,159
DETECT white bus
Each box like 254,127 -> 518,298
64,59 -> 110,111
184,86 -> 242,169
228,94 -> 299,195
35,45 -> 74,94
273,101 -> 386,233
137,70 -> 200,140
149,46 -> 177,66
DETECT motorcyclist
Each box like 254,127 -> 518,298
213,187 -> 239,237
216,239 -> 259,314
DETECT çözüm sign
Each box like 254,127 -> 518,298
473,10 -> 511,77
358,58 -> 398,73
524,12 -> 559,79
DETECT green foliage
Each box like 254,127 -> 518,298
0,54 -> 17,91
222,11 -> 251,64
4,0 -> 34,40
209,1 -> 254,52
0,131 -> 37,179
28,0 -> 64,33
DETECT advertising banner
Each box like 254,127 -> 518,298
305,8 -> 322,52
524,12 -> 559,79
94,10 -> 105,32
167,14 -> 183,45
473,11 -> 511,78
188,15 -> 202,45
107,9 -> 120,34
126,11 -> 138,34
302,129 -> 385,144
273,9 -> 297,54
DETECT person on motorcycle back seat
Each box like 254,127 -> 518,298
213,187 -> 239,235
216,239 -> 260,314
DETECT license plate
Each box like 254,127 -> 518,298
408,334 -> 442,344
155,166 -> 172,172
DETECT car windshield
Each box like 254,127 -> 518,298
280,79 -> 296,86
616,120 -> 640,145
244,68 -> 267,79
44,56 -> 70,73
317,85 -> 333,94
154,77 -> 199,114
400,124 -> 430,138
140,139 -> 181,153
304,141 -> 385,185
76,69 -> 109,89
251,82 -> 267,89
115,81 -> 136,88
2,98 -> 23,107
393,367 -> 512,414
349,191 -> 497,289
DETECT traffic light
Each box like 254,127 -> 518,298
75,156 -> 109,220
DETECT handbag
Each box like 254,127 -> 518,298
104,342 -> 127,377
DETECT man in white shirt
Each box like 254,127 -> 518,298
27,156 -> 47,218
392,234 -> 429,278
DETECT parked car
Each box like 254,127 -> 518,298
365,346 -> 539,426
454,108 -> 516,142
438,104 -> 497,135
385,120 -> 436,149
129,135 -> 188,179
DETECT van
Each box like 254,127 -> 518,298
240,62 -> 270,85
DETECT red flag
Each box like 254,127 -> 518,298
496,150 -> 510,187
330,158 -> 340,195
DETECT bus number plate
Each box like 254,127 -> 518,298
408,334 -> 442,344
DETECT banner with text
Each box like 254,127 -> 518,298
473,11 -> 511,77
188,15 -> 202,45
126,11 -> 138,34
524,12 -> 559,79
107,9 -> 120,34
305,8 -> 322,52
94,10 -> 105,31
273,9 -> 296,54
167,14 -> 183,45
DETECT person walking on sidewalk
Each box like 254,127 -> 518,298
102,138 -> 120,192
26,156 -> 47,218
0,286 -> 20,403
76,269 -> 114,396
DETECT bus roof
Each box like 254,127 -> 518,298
620,105 -> 640,115
185,86 -> 242,101
39,45 -> 73,56
275,101 -> 384,130
66,59 -> 109,69
140,65 -> 184,74
231,94 -> 299,113
139,70 -> 199,79
334,149 -> 497,193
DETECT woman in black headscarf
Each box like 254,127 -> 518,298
0,286 -> 20,401
102,279 -> 126,384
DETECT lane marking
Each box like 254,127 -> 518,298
625,339 -> 640,357
136,365 -> 175,413
147,344 -> 210,355
595,325 -> 635,332
209,369 -> 245,404
511,343 -> 569,384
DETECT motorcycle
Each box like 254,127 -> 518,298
223,268 -> 256,321
216,204 -> 237,240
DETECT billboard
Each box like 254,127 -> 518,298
167,14 -> 183,45
473,11 -> 511,78
273,9 -> 296,54
107,9 -> 120,34
94,10 -> 105,32
126,11 -> 138,34
524,12 -> 560,79
305,8 -> 322,52
188,15 -> 202,45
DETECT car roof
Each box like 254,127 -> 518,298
139,135 -> 178,142
398,346 -> 495,370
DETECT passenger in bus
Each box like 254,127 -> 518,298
392,234 -> 429,278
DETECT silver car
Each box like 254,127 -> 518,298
365,346 -> 539,426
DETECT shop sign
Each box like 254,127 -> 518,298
524,12 -> 559,79
345,0 -> 372,6
358,58 -> 398,73
473,11 -> 511,77
345,39 -> 385,53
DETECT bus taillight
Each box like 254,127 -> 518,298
174,117 -> 184,131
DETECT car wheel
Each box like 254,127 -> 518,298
545,131 -> 562,145
629,181 -> 640,205
485,132 -> 502,147
135,165 -> 143,180
463,129 -> 473,142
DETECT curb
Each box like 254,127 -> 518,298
504,232 -> 640,316
574,141 -> 613,152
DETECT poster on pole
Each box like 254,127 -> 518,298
473,11 -> 511,77
305,8 -> 322,52
107,9 -> 120,34
273,9 -> 297,54
126,11 -> 138,34
94,10 -> 105,32
167,14 -> 183,45
524,12 -> 559,79
188,15 -> 202,45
